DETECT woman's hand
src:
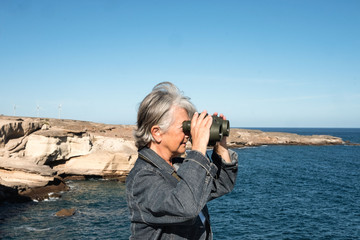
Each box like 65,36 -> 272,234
213,113 -> 231,163
190,111 -> 212,156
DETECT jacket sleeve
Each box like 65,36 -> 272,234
208,149 -> 238,201
128,150 -> 218,226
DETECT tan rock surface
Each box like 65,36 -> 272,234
53,135 -> 138,177
0,116 -> 137,201
0,169 -> 54,188
0,117 -> 43,147
0,157 -> 55,176
54,151 -> 137,177
227,129 -> 344,147
25,133 -> 92,165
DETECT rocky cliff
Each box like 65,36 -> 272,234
0,116 -> 137,202
0,115 -> 345,202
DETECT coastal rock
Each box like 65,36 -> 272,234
54,136 -> 137,178
24,131 -> 92,165
0,118 -> 43,147
0,157 -> 56,188
227,129 -> 344,147
0,116 -> 138,201
0,183 -> 31,202
91,135 -> 137,153
54,151 -> 137,178
55,208 -> 76,217
19,177 -> 68,201
0,157 -> 67,201
0,168 -> 54,189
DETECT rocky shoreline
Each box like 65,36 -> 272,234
0,115 -> 346,203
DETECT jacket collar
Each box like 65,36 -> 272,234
138,147 -> 176,176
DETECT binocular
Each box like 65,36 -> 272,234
182,115 -> 230,146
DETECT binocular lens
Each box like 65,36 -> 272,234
182,116 -> 230,146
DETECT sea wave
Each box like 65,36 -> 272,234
15,226 -> 52,232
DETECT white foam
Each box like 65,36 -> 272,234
15,226 -> 51,232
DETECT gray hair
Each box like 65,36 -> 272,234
134,82 -> 196,149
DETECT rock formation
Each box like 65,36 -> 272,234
55,208 -> 76,217
0,116 -> 137,202
0,115 -> 346,202
227,129 -> 344,147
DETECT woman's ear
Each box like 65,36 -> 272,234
151,125 -> 162,143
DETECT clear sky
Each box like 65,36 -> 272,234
1,0 -> 359,128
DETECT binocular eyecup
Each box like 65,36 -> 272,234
182,115 -> 230,146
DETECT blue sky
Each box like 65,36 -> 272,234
1,0 -> 359,127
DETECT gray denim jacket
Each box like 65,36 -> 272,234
126,147 -> 238,240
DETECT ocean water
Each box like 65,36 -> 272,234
1,128 -> 359,240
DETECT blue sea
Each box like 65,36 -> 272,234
1,128 -> 359,240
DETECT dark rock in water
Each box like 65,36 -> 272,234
0,184 -> 31,203
63,175 -> 87,181
19,177 -> 69,201
55,208 -> 76,217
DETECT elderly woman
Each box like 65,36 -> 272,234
126,82 -> 238,239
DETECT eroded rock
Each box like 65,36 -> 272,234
54,151 -> 137,178
0,118 -> 43,147
25,132 -> 92,165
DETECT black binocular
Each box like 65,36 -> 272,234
182,115 -> 230,146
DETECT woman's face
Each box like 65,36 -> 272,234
161,107 -> 190,159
